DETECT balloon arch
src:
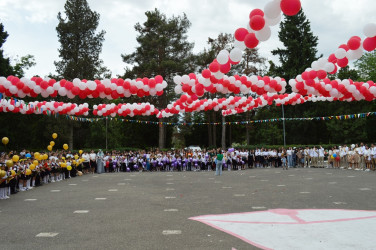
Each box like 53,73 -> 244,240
0,0 -> 375,121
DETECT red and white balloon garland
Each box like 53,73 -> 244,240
93,103 -> 159,117
0,75 -> 167,100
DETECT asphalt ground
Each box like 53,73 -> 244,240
0,168 -> 375,250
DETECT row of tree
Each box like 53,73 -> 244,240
0,0 -> 375,151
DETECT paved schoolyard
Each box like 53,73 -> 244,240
1,168 -> 375,250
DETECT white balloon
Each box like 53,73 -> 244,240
264,0 -> 281,19
174,85 -> 182,94
73,78 -> 81,86
335,48 -> 347,59
256,26 -> 271,41
67,92 -> 75,99
143,85 -> 150,92
311,61 -> 320,70
317,58 -> 328,68
369,86 -> 376,96
217,50 -> 229,65
214,72 -> 224,80
324,84 -> 332,91
250,75 -> 258,84
216,84 -> 224,92
155,84 -> 163,92
53,82 -> 61,90
181,75 -> 190,84
17,91 -> 26,98
116,86 -> 125,94
234,40 -> 246,51
265,14 -> 281,27
256,80 -> 265,88
229,48 -> 243,62
347,48 -> 363,61
34,86 -> 42,94
363,23 -> 376,37
9,85 -> 18,94
46,87 -> 54,94
149,89 -> 157,96
324,63 -> 335,72
173,75 -> 182,84
162,81 -> 168,88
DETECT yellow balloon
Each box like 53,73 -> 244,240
12,155 -> 19,162
47,145 -> 53,151
29,164 -> 36,170
0,170 -> 5,178
61,162 -> 67,168
11,170 -> 16,177
67,166 -> 72,171
74,154 -> 79,160
25,169 -> 32,175
79,150 -> 83,155
6,160 -> 14,168
52,133 -> 58,139
34,152 -> 40,160
2,137 -> 9,145
43,154 -> 48,160
62,157 -> 65,160
33,160 -> 39,166
50,141 -> 55,146
63,144 -> 69,150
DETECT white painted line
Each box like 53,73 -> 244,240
162,230 -> 182,235
117,183 -> 126,185
130,175 -> 136,177
164,209 -> 179,212
36,233 -> 59,237
222,187 -> 232,189
234,194 -> 245,197
108,189 -> 118,192
82,180 -> 89,182
252,206 -> 266,210
95,198 -> 107,201
165,196 -> 176,199
288,175 -> 295,177
167,175 -> 173,177
359,188 -> 371,191
51,190 -> 61,192
166,183 -> 174,185
92,176 -> 98,178
214,181 -> 222,183
208,177 -> 214,180
348,176 -> 356,178
329,182 -> 337,184
300,192 -> 311,194
305,178 -> 313,180
333,202 -> 347,205
275,172 -> 281,174
249,176 -> 256,178
277,185 -> 286,187
326,173 -> 333,175
124,179 -> 132,181
166,188 -> 175,191
69,184 -> 77,186
260,180 -> 269,182
74,210 -> 89,214
25,199 -> 37,201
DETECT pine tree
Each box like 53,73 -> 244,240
269,9 -> 320,81
55,0 -> 109,80
122,9 -> 195,149
0,22 -> 14,76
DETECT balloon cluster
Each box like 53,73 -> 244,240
0,76 -> 167,100
0,99 -> 90,116
93,103 -> 159,117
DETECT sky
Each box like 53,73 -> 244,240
0,0 -> 375,79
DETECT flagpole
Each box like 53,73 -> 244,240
282,104 -> 286,147
105,117 -> 108,150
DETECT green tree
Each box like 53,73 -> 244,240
269,9 -> 320,81
354,51 -> 376,81
12,54 -> 36,77
0,22 -> 14,76
122,8 -> 195,149
55,0 -> 110,80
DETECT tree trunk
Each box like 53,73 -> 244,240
207,112 -> 212,147
69,123 -> 74,151
221,116 -> 226,150
212,112 -> 216,147
159,119 -> 165,149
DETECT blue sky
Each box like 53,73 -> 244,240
0,0 -> 375,79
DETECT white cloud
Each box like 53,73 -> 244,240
0,0 -> 375,79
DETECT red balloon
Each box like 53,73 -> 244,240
40,81 -> 49,90
249,9 -> 264,19
202,69 -> 211,78
249,15 -> 265,31
71,86 -> 80,95
234,28 -> 249,42
280,0 -> 301,16
219,63 -> 231,74
156,91 -> 163,96
317,70 -> 327,79
244,33 -> 259,48
65,81 -> 73,90
182,84 -> 191,93
337,57 -> 349,68
189,73 -> 197,80
97,84 -> 105,92
328,54 -> 337,63
308,70 -> 317,79
16,81 -> 24,89
209,62 -> 220,72
148,79 -> 156,88
347,36 -> 361,50
104,88 -> 112,95
155,75 -> 163,84
363,37 -> 376,52
129,85 -> 138,94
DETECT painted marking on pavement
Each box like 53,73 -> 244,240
288,175 -> 295,177
222,187 -> 232,189
359,188 -> 371,191
162,230 -> 182,235
305,178 -> 313,180
82,180 -> 89,182
36,233 -> 59,237
277,185 -> 286,187
348,176 -> 356,178
234,194 -> 246,197
124,179 -> 132,181
92,176 -> 98,178
167,175 -> 173,177
260,180 -> 269,182
166,183 -> 174,185
25,199 -> 37,201
51,190 -> 61,192
117,183 -> 126,185
108,189 -> 118,192
69,184 -> 77,186
164,209 -> 179,212
74,210 -> 89,214
326,173 -> 333,175
209,177 -> 215,180
166,188 -> 175,191
95,198 -> 107,200
333,202 -> 347,205
329,182 -> 337,184
165,196 -> 176,199
252,206 -> 266,210
300,192 -> 311,194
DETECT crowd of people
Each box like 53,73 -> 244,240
1,143 -> 375,200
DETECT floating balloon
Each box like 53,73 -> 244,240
79,150 -> 83,155
47,145 -> 53,151
63,144 -> 69,150
67,166 -> 72,171
29,164 -> 36,170
6,160 -> 13,167
25,169 -> 32,175
50,141 -> 55,146
2,137 -> 9,145
12,155 -> 19,162
52,133 -> 58,139
33,160 -> 38,166
280,0 -> 301,16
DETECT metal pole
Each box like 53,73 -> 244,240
282,104 -> 286,147
105,117 -> 108,150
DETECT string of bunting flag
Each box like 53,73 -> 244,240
63,111 -> 376,126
